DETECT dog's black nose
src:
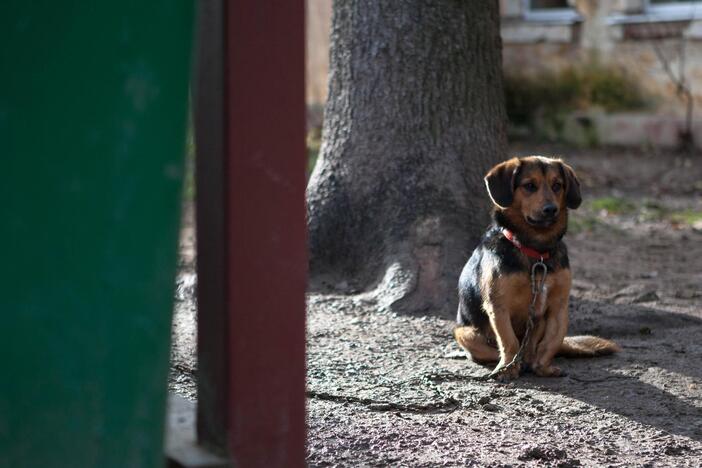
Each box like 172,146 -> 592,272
542,203 -> 558,217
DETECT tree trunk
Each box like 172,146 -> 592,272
307,0 -> 508,318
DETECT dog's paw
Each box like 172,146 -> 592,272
492,365 -> 520,382
533,364 -> 566,378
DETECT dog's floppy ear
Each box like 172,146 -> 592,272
559,161 -> 582,209
484,158 -> 521,209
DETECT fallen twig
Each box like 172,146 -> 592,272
568,374 -> 633,383
306,389 -> 461,413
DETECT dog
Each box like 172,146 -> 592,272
454,156 -> 620,381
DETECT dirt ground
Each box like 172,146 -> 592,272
170,144 -> 702,467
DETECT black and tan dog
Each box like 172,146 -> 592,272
454,156 -> 620,381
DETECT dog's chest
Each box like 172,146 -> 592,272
490,268 -> 572,321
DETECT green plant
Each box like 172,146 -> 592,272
504,62 -> 649,137
569,214 -> 602,234
581,63 -> 649,112
638,199 -> 667,221
670,210 -> 702,225
589,196 -> 636,214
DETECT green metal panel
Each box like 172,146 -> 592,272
0,2 -> 194,467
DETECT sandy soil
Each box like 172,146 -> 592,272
170,145 -> 702,467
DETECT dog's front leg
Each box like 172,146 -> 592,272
486,304 -> 521,381
532,298 -> 569,377
523,317 -> 546,371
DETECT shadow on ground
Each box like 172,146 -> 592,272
525,299 -> 702,442
305,294 -> 702,466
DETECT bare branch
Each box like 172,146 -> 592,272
646,3 -> 697,153
650,39 -> 684,96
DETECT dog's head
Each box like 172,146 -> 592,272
484,156 -> 581,244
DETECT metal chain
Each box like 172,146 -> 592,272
481,258 -> 548,381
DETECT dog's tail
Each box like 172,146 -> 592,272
558,335 -> 621,358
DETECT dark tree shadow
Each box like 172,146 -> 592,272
518,298 -> 702,442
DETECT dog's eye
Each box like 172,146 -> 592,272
552,182 -> 562,193
523,182 -> 537,193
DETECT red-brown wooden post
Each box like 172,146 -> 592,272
195,0 -> 307,466
225,1 -> 307,464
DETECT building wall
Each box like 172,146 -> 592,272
306,0 -> 332,109
501,0 -> 702,114
306,1 -> 702,115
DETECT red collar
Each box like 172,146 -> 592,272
502,229 -> 550,260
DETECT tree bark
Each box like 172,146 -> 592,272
307,0 -> 508,318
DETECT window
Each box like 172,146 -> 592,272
607,0 -> 702,24
523,0 -> 580,22
646,0 -> 702,20
532,0 -> 569,7
650,0 -> 697,4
